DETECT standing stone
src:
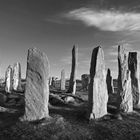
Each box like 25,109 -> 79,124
117,46 -> 133,112
68,45 -> 78,95
81,74 -> 90,91
88,46 -> 108,119
5,65 -> 13,93
106,69 -> 114,94
120,70 -> 133,112
12,62 -> 22,91
51,77 -> 56,87
49,77 -> 52,86
60,69 -> 65,91
21,48 -> 50,121
128,52 -> 140,107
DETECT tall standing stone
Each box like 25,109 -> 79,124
21,48 -> 50,121
88,46 -> 108,119
128,52 -> 140,107
12,62 -> 22,91
5,65 -> 13,93
106,69 -> 114,94
60,69 -> 65,91
117,46 -> 133,112
68,45 -> 78,95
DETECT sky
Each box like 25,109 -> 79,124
0,0 -> 140,79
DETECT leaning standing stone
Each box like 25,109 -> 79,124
117,46 -> 133,112
68,45 -> 78,95
21,48 -> 50,121
88,46 -> 108,119
60,69 -> 65,91
5,65 -> 13,93
12,62 -> 22,91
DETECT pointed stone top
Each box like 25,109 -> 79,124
13,62 -> 20,67
28,48 -> 49,61
107,68 -> 111,75
28,47 -> 38,51
90,46 -> 105,78
72,45 -> 78,51
7,65 -> 12,69
118,45 -> 124,52
28,48 -> 47,56
97,46 -> 102,49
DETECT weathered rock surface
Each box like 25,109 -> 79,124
120,70 -> 133,112
68,45 -> 78,95
12,62 -> 22,91
117,46 -> 133,112
21,48 -> 50,121
5,65 -> 13,93
88,46 -> 108,119
106,69 -> 114,94
64,96 -> 75,103
60,69 -> 65,91
128,52 -> 140,107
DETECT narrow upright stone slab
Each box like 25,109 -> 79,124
81,74 -> 89,91
88,46 -> 108,119
22,48 -> 50,121
48,77 -> 52,86
60,69 -> 65,91
117,46 -> 133,112
120,70 -> 133,112
106,69 -> 114,94
128,52 -> 140,107
12,62 -> 22,91
68,45 -> 78,95
5,65 -> 13,93
51,77 -> 56,87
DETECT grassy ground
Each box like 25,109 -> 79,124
0,91 -> 140,140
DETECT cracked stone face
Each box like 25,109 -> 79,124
21,48 -> 50,121
117,46 -> 133,112
88,46 -> 108,119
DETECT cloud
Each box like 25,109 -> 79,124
65,8 -> 140,31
